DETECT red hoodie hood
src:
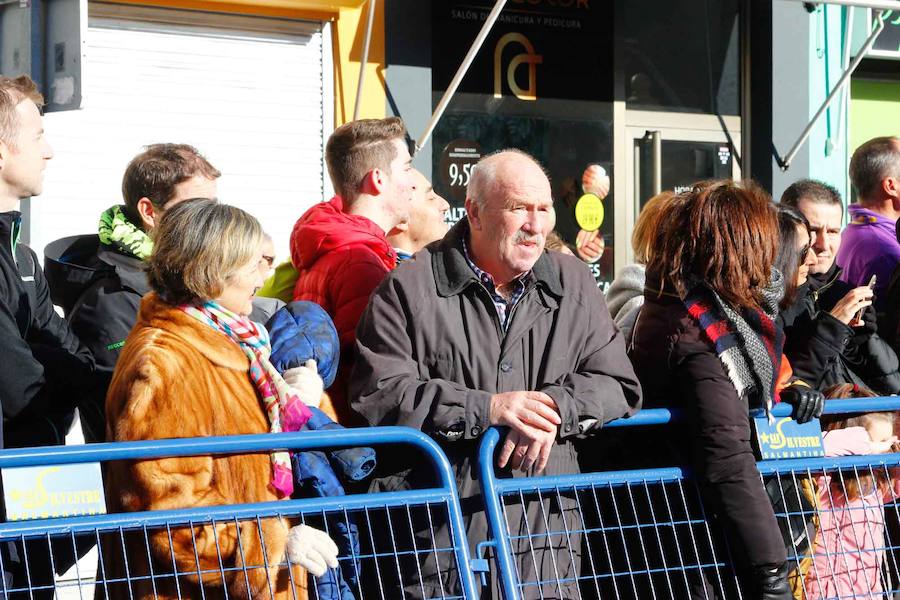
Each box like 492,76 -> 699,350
290,196 -> 396,271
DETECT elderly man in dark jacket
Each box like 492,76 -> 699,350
351,149 -> 642,599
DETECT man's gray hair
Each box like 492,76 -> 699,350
466,149 -> 547,208
850,136 -> 900,201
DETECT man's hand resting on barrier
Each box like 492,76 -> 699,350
490,391 -> 561,473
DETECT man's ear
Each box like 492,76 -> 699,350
390,220 -> 410,235
0,140 -> 8,170
135,197 -> 158,231
885,175 -> 900,200
360,168 -> 387,196
465,196 -> 482,231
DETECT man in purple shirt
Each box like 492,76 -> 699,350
836,136 -> 900,310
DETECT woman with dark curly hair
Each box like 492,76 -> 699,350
630,180 -> 822,599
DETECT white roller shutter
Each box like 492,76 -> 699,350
34,4 -> 333,265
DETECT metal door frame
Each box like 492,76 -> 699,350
613,110 -> 742,269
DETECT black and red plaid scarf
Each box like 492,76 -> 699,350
684,270 -> 785,420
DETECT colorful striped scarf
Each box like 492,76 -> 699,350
684,270 -> 785,421
181,300 -> 312,497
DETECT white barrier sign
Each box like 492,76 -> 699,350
2,463 -> 105,521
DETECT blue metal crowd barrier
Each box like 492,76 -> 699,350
757,397 -> 900,600
0,427 -> 480,600
478,397 -> 900,600
478,419 -> 735,600
6,398 -> 900,600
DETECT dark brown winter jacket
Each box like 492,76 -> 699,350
350,218 -> 642,598
629,284 -> 787,570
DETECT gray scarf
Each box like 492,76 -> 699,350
683,269 -> 785,421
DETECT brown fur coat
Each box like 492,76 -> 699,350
101,293 -> 308,600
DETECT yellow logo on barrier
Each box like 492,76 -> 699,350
2,463 -> 106,521
493,33 -> 543,101
758,417 -> 822,451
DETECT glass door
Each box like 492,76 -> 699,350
613,112 -> 741,267
627,127 -> 740,210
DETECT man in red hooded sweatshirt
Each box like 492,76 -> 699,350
290,117 -> 414,423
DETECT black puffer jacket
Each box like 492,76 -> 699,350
629,286 -> 787,573
781,264 -> 900,395
879,257 -> 900,355
0,212 -> 95,449
44,234 -> 148,442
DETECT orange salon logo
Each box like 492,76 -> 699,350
493,33 -> 542,101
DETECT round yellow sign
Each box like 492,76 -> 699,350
575,193 -> 604,231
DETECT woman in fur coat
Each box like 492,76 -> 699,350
102,199 -> 338,600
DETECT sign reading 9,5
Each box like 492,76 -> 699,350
448,162 -> 475,187
439,139 -> 483,203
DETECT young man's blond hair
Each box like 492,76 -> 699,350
0,75 -> 44,147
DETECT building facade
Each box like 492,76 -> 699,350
2,0 -> 897,288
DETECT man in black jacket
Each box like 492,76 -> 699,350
780,179 -> 900,394
43,144 -> 219,441
352,150 -> 642,599
0,74 -> 98,595
44,144 -> 283,442
0,75 -> 96,447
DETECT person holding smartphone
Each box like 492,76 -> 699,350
779,180 -> 900,395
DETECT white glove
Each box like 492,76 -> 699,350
283,360 -> 324,408
285,524 -> 339,577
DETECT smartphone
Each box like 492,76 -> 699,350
854,274 -> 877,323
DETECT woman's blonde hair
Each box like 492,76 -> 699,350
147,199 -> 264,305
822,383 -> 896,502
632,190 -> 675,264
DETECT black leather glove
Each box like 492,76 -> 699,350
780,385 -> 825,424
752,562 -> 792,600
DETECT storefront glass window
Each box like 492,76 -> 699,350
624,0 -> 740,115
431,0 -> 615,288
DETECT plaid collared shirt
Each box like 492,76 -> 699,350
462,236 -> 533,332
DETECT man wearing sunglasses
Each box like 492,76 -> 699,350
780,179 -> 900,395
